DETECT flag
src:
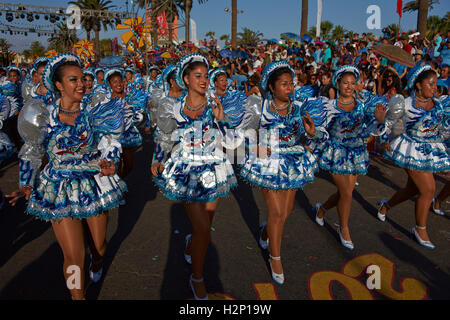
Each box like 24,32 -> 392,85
397,0 -> 403,18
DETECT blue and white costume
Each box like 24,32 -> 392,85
209,68 -> 247,128
153,54 -> 237,202
17,54 -> 126,221
239,61 -> 328,190
0,95 -> 14,162
382,65 -> 450,172
104,68 -> 144,149
312,66 -> 387,175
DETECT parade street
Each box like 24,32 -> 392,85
0,131 -> 449,301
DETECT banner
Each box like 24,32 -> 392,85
156,10 -> 168,37
316,0 -> 322,38
397,0 -> 403,18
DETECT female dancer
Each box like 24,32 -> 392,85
29,57 -> 54,105
377,65 -> 449,249
6,53 -> 126,299
314,66 -> 387,250
104,68 -> 144,179
151,53 -> 236,300
239,61 -> 328,284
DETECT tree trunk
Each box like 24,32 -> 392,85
185,0 -> 192,43
301,0 -> 308,37
168,20 -> 174,44
94,24 -> 100,62
417,0 -> 428,40
231,0 -> 237,49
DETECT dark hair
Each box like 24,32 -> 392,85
107,71 -> 123,84
267,67 -> 293,93
167,70 -> 176,88
52,61 -> 81,93
213,71 -> 227,85
36,61 -> 48,70
337,71 -> 357,85
8,69 -> 20,77
182,61 -> 208,86
414,69 -> 437,90
381,70 -> 402,95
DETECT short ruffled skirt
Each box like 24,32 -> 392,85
239,147 -> 318,189
154,158 -> 237,203
384,134 -> 450,172
316,140 -> 369,175
27,171 -> 127,221
120,125 -> 143,149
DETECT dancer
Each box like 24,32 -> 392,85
104,68 -> 144,179
151,53 -> 236,300
314,65 -> 387,250
5,53 -> 126,299
239,61 -> 328,284
377,64 -> 450,249
29,57 -> 54,105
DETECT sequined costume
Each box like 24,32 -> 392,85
0,95 -> 14,163
383,96 -> 450,172
312,95 -> 387,175
17,95 -> 126,221
239,95 -> 328,189
153,94 -> 237,203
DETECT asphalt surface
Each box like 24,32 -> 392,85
0,131 -> 449,300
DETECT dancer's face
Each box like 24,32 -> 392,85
109,74 -> 124,95
214,74 -> 228,93
37,66 -> 45,86
126,71 -> 133,81
417,74 -> 438,99
55,65 -> 86,102
8,71 -> 19,84
84,74 -> 94,90
96,71 -> 104,83
338,73 -> 357,98
270,72 -> 294,103
184,65 -> 209,95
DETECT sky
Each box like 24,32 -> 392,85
1,0 -> 449,52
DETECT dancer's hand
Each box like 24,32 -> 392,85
99,159 -> 116,177
5,186 -> 32,206
374,103 -> 387,123
151,162 -> 164,176
210,96 -> 224,121
302,112 -> 316,137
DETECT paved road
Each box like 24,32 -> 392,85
0,132 -> 449,300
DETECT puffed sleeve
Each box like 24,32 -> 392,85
300,97 -> 329,143
362,94 -> 388,138
17,99 -> 49,188
150,87 -> 164,125
379,94 -> 406,143
0,95 -> 11,129
438,96 -> 450,144
125,89 -> 150,126
87,92 -> 124,165
152,96 -> 178,165
239,94 -> 263,130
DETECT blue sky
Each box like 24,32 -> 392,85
2,0 -> 449,52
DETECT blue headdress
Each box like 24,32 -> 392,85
83,68 -> 95,78
125,66 -> 135,74
161,65 -> 179,92
209,67 -> 227,89
405,64 -> 433,90
94,68 -> 104,76
148,65 -> 160,74
103,68 -> 124,93
260,60 -> 295,95
42,53 -> 81,93
331,65 -> 360,88
175,53 -> 209,90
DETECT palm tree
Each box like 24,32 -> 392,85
205,31 -> 215,41
331,25 -> 346,41
178,0 -> 208,43
427,15 -> 449,39
237,27 -> 263,46
301,0 -> 308,37
48,22 -> 79,52
69,0 -> 116,60
417,0 -> 429,40
320,20 -> 334,40
220,34 -> 230,46
0,38 -> 11,52
403,0 -> 439,12
231,0 -> 237,49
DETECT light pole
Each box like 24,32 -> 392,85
225,1 -> 243,49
